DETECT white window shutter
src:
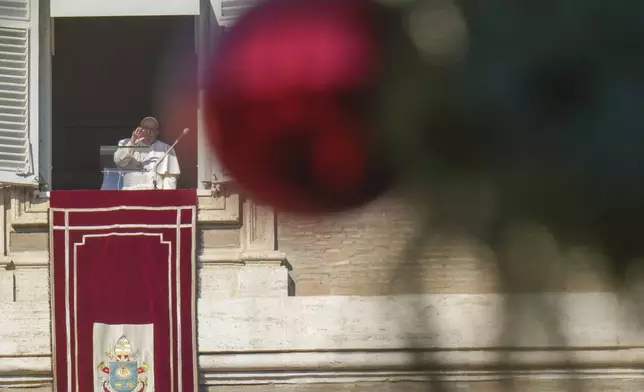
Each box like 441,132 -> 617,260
0,0 -> 38,186
210,0 -> 261,27
196,0 -> 233,191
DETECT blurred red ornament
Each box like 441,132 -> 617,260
205,0 -> 391,213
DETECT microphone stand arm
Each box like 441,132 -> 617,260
152,129 -> 189,190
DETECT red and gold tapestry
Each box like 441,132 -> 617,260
50,190 -> 198,392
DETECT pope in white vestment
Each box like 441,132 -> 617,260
113,117 -> 181,190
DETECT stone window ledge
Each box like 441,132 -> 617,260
7,187 -> 243,228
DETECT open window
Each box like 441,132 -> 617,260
0,0 -> 261,192
50,16 -> 198,190
197,0 -> 261,191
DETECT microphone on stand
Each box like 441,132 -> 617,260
152,128 -> 190,190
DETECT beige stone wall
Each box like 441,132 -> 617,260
278,195 -> 612,296
0,186 -> 631,391
202,380 -> 644,392
0,188 -> 289,301
3,380 -> 643,392
4,293 -> 644,391
0,186 -> 292,388
1,187 -> 612,299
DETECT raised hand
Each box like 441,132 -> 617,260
131,127 -> 150,145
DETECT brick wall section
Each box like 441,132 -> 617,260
277,196 -> 611,296
277,195 -> 498,296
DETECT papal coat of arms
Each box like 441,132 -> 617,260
97,335 -> 149,392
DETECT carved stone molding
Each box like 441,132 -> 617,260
0,187 -> 283,280
9,188 -> 49,228
243,199 -> 275,251
5,349 -> 644,389
3,249 -> 287,268
198,249 -> 288,266
5,293 -> 633,355
198,198 -> 281,264
0,188 -> 8,260
0,251 -> 49,268
197,192 -> 241,224
3,187 -> 241,229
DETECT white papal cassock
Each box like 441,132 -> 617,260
113,138 -> 181,190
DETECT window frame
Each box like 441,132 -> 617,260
38,0 -> 52,191
35,0 -> 237,194
50,0 -> 200,18
197,0 -> 233,191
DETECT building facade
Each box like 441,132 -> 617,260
0,0 -> 642,391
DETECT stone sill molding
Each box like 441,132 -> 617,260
3,350 -> 644,388
2,293 -> 644,387
7,187 -> 244,228
0,250 -> 289,268
0,187 -> 282,268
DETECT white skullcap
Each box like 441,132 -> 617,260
140,116 -> 159,127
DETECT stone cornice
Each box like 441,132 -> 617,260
0,250 -> 289,268
5,188 -> 244,229
3,348 -> 644,388
0,187 -> 280,265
